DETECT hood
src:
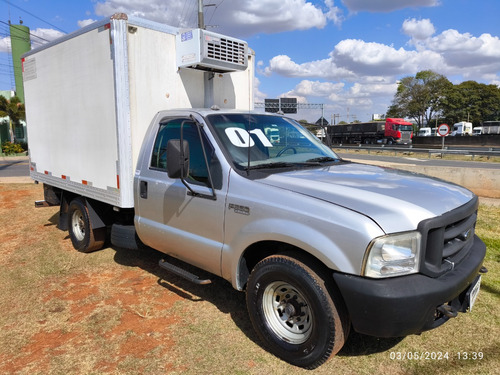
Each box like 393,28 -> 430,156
259,162 -> 474,233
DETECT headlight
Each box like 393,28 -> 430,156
363,231 -> 421,278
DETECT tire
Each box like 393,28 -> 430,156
246,254 -> 349,369
67,198 -> 105,253
111,224 -> 145,250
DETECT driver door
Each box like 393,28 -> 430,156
135,117 -> 226,276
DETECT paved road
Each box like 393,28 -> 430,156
336,152 -> 500,170
0,157 -> 30,177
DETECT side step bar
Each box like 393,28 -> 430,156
158,259 -> 212,285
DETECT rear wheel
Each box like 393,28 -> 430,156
67,198 -> 105,252
246,253 -> 349,369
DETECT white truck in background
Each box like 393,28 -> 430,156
23,14 -> 487,369
451,121 -> 473,136
417,127 -> 432,136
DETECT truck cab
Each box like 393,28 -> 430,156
418,127 -> 432,136
452,122 -> 473,136
132,108 -> 486,368
385,118 -> 413,144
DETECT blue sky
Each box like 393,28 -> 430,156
1,0 -> 499,123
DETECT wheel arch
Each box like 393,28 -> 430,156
237,241 -> 336,292
59,193 -> 110,231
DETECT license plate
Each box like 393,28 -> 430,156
467,275 -> 481,312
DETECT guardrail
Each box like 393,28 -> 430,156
331,145 -> 500,159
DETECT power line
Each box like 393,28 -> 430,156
179,0 -> 191,28
207,0 -> 226,27
1,0 -> 67,33
0,20 -> 52,43
186,0 -> 197,28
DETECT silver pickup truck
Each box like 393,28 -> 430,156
40,108 -> 486,369
128,108 -> 486,368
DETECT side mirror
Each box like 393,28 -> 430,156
166,139 -> 189,179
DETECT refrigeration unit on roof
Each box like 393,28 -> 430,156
176,29 -> 248,73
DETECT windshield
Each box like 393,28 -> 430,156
396,125 -> 413,131
207,113 -> 339,171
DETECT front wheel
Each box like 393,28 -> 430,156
246,254 -> 349,369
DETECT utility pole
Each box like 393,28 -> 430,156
198,0 -> 205,29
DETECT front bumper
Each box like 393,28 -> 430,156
333,234 -> 486,338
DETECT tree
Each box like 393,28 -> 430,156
388,70 -> 452,127
0,95 -> 26,143
441,81 -> 500,126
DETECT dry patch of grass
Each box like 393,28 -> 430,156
0,183 -> 498,374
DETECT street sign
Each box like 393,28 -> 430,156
437,123 -> 450,137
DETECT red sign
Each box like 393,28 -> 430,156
437,123 -> 450,137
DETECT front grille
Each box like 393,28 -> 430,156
206,37 -> 247,66
401,132 -> 412,143
418,197 -> 478,277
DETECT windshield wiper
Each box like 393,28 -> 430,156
245,159 -> 337,170
305,156 -> 339,163
245,162 -> 296,170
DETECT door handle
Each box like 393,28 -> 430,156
140,181 -> 148,199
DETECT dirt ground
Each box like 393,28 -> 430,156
1,183 -> 498,375
0,184 -> 205,374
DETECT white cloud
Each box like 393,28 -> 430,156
264,20 -> 500,83
94,0 -> 344,36
95,0 -> 186,26
254,76 -> 268,102
78,19 -> 97,28
425,30 -> 500,76
264,54 -> 356,80
332,39 -> 417,77
342,0 -> 440,13
0,37 -> 11,53
427,30 -> 500,54
262,17 -> 499,119
287,80 -> 345,97
402,18 -> 435,40
30,28 -> 66,48
325,0 -> 344,27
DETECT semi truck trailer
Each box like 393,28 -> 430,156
329,118 -> 413,144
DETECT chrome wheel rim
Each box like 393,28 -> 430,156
71,209 -> 85,242
262,281 -> 313,344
